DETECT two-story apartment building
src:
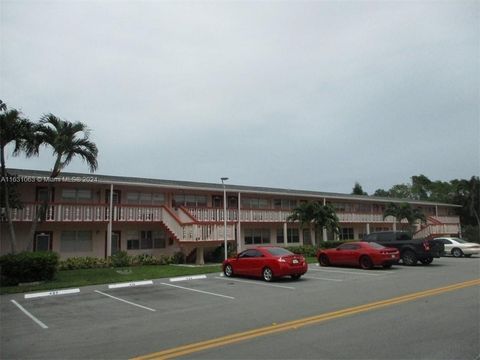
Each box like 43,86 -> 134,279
1,169 -> 462,263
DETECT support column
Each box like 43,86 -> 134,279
323,227 -> 327,242
195,247 -> 205,265
106,184 -> 113,258
283,222 -> 288,246
366,223 -> 370,235
237,192 -> 242,253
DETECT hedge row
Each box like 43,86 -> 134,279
0,252 -> 59,286
58,251 -> 185,270
285,241 -> 352,257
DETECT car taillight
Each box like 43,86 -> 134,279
423,240 -> 430,251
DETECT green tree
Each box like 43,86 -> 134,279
27,114 -> 99,249
383,202 -> 426,231
0,104 -> 38,253
351,182 -> 367,196
288,202 -> 339,243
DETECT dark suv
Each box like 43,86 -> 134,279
362,231 -> 445,265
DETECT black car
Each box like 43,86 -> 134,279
362,231 -> 444,265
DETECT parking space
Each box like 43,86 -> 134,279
3,264 -> 389,331
2,257 -> 479,359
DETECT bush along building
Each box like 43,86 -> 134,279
0,169 -> 461,264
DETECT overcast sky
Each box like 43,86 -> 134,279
1,0 -> 478,194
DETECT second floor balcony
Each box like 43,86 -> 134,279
3,203 -> 461,226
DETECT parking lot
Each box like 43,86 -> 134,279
1,256 -> 479,360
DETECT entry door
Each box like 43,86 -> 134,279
105,231 -> 121,255
34,232 -> 52,251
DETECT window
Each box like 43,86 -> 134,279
339,228 -> 354,240
60,231 -> 93,252
266,247 -> 293,256
61,189 -> 92,202
337,243 -> 359,250
141,231 -> 153,249
241,198 -> 270,209
287,228 -> 299,243
127,231 -> 140,250
276,228 -> 284,243
173,194 -> 207,207
239,249 -> 263,258
127,230 -> 166,249
153,230 -> 166,248
273,199 -> 297,209
106,190 -> 121,204
126,192 -> 165,205
244,229 -> 270,245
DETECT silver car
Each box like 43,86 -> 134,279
434,237 -> 480,257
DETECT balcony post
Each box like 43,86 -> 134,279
106,184 -> 113,258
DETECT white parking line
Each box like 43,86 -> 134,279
160,283 -> 235,300
94,290 -> 156,312
10,300 -> 48,329
169,275 -> 207,282
109,280 -> 153,289
214,276 -> 296,290
303,276 -> 344,282
309,268 -> 383,276
25,288 -> 80,299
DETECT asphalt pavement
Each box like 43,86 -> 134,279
1,256 -> 479,360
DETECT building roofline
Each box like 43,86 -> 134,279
6,168 -> 461,207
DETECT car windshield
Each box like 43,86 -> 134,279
368,242 -> 386,249
451,238 -> 468,243
266,247 -> 294,256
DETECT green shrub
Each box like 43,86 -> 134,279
110,251 -> 130,268
0,251 -> 59,286
285,245 -> 319,257
131,254 -> 175,266
58,256 -> 108,270
171,251 -> 185,264
285,241 -> 354,256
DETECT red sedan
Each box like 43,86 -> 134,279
223,246 -> 308,281
317,242 -> 399,269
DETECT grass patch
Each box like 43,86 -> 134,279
0,264 -> 221,295
306,256 -> 318,264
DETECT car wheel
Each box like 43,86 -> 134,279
420,257 -> 433,265
452,248 -> 464,258
262,267 -> 274,282
359,256 -> 373,270
291,274 -> 301,280
382,264 -> 392,269
402,250 -> 417,266
224,264 -> 233,277
318,254 -> 330,267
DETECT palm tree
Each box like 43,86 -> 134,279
26,114 -> 98,249
383,202 -> 426,232
37,114 -> 98,177
288,202 -> 339,243
0,106 -> 38,253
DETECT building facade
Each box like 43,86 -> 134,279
1,169 -> 462,262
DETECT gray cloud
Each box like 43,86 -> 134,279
1,1 -> 478,194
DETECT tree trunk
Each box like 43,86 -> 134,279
1,146 -> 17,253
26,159 -> 61,251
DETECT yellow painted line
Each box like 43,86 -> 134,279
132,278 -> 480,360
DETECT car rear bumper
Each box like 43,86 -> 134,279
277,263 -> 308,276
373,254 -> 400,265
